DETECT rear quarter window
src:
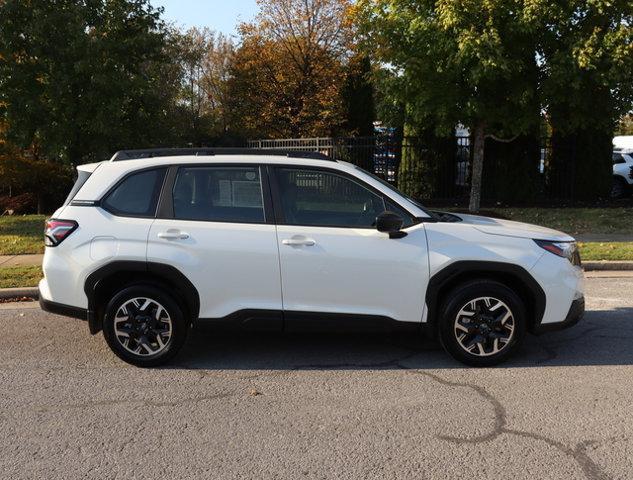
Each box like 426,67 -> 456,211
102,168 -> 166,217
64,170 -> 93,205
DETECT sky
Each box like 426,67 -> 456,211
151,0 -> 260,37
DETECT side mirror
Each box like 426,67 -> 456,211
376,211 -> 407,239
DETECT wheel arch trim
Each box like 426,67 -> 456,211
424,261 -> 546,336
84,261 -> 200,334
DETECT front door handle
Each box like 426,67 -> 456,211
157,230 -> 190,240
282,237 -> 316,247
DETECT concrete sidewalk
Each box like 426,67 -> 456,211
0,254 -> 43,267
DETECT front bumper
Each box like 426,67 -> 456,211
533,296 -> 584,334
529,248 -> 585,329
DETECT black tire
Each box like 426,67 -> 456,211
611,177 -> 628,199
102,285 -> 188,367
438,280 -> 526,367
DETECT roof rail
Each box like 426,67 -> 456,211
110,148 -> 335,162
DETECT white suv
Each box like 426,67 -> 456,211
612,149 -> 633,198
39,149 -> 585,367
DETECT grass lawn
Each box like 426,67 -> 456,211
0,215 -> 46,255
0,265 -> 42,288
464,207 -> 633,236
578,242 -> 633,261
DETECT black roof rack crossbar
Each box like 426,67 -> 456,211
110,148 -> 335,162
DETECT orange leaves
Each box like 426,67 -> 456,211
228,0 -> 352,138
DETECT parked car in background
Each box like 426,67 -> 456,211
612,149 -> 633,198
613,136 -> 633,150
40,148 -> 584,368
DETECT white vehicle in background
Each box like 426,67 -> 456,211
39,148 -> 584,368
612,149 -> 633,198
613,135 -> 633,150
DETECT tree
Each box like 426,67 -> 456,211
173,27 -> 235,145
226,0 -> 353,138
617,115 -> 633,136
356,0 -> 541,211
341,54 -> 375,137
0,0 -> 181,165
0,122 -> 72,213
537,0 -> 633,200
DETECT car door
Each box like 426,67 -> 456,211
270,165 -> 430,327
147,164 -> 282,326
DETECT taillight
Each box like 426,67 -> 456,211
44,219 -> 78,247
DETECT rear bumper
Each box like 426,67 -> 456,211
533,296 -> 584,334
39,286 -> 87,321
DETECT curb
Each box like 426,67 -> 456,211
583,261 -> 633,271
0,287 -> 39,300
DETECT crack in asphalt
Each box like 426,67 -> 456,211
272,327 -> 617,480
9,326 -> 622,479
219,337 -> 615,480
405,369 -> 612,480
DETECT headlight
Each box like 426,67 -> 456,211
534,239 -> 581,265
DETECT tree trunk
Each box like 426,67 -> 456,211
468,122 -> 486,213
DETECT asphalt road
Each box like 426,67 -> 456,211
1,275 -> 632,480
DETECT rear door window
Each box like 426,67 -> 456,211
172,166 -> 265,223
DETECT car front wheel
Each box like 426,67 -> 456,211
102,285 -> 188,367
438,280 -> 526,367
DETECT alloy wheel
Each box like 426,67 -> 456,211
453,296 -> 515,357
113,297 -> 172,356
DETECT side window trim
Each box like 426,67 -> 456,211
268,164 -> 286,225
269,165 -> 418,229
157,163 -> 275,225
100,167 -> 167,219
156,166 -> 178,219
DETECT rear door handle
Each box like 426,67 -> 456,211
157,230 -> 190,240
282,237 -> 316,247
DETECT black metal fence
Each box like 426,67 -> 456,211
248,135 -> 611,206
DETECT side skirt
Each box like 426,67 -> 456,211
198,309 -> 423,334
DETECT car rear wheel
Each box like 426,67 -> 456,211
438,280 -> 526,367
102,285 -> 188,367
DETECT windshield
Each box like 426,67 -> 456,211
353,165 -> 437,219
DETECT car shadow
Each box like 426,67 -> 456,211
168,307 -> 633,370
